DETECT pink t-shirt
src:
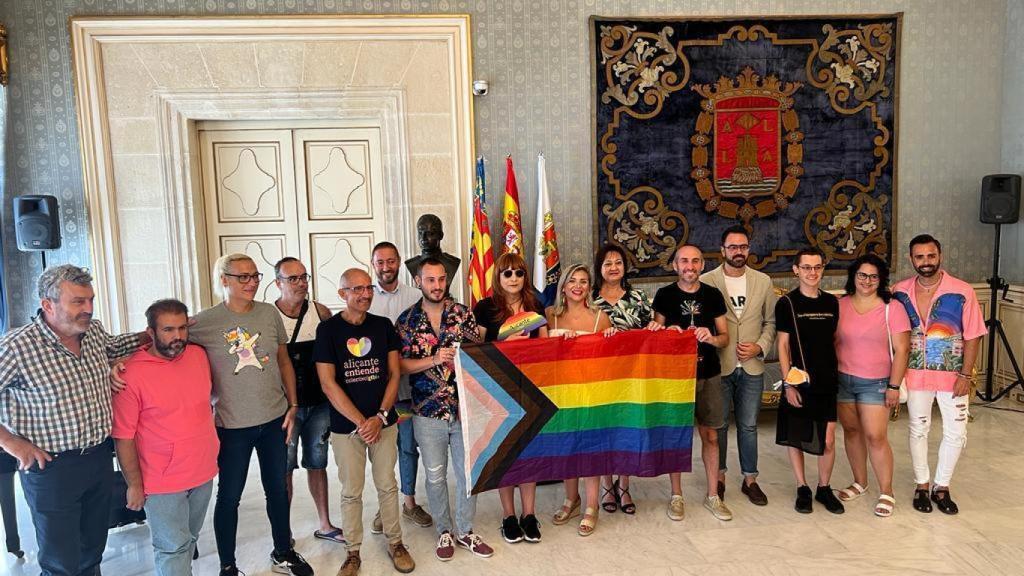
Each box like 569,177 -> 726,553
891,272 -> 988,392
112,344 -> 219,495
836,297 -> 911,379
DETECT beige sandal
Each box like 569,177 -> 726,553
552,497 -> 581,525
577,507 -> 598,537
874,494 -> 895,517
836,482 -> 868,502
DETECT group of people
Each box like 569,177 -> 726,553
0,223 -> 986,576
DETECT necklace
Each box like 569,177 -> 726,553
916,275 -> 940,291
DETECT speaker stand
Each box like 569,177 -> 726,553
39,251 -> 46,271
977,223 -> 1024,402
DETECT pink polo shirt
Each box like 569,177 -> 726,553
891,272 -> 987,393
112,344 -> 219,495
836,297 -> 911,379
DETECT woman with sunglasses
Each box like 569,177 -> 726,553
546,264 -> 616,536
591,244 -> 654,515
834,254 -> 909,517
472,253 -> 548,544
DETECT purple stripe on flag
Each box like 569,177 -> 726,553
497,449 -> 693,488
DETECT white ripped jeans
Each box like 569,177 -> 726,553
906,389 -> 969,487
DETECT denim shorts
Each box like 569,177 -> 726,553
837,372 -> 888,406
287,403 -> 331,470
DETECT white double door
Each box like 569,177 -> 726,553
199,124 -> 388,310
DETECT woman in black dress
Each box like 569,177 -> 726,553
775,248 -> 845,515
472,252 -> 548,544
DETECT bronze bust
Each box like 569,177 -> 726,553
404,214 -> 461,291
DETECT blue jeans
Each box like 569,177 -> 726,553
412,415 -> 475,536
214,416 -> 291,565
396,400 -> 420,497
145,480 -> 214,576
19,439 -> 112,576
286,403 -> 330,470
716,368 -> 764,477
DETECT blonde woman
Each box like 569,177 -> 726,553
546,264 -> 615,536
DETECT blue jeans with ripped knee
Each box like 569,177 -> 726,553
412,415 -> 476,536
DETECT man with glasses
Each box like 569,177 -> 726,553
188,253 -> 313,576
892,234 -> 986,515
701,225 -> 777,506
367,242 -> 433,533
273,257 -> 345,545
314,268 -> 415,576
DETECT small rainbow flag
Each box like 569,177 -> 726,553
455,329 -> 695,495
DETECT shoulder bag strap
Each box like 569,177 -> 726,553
784,295 -> 807,370
289,300 -> 310,344
885,302 -> 894,362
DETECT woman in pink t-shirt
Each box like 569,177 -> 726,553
834,254 -> 910,517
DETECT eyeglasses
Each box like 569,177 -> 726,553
724,244 -> 749,251
278,273 -> 310,284
341,285 -> 373,295
856,272 -> 880,282
797,265 -> 824,272
224,272 -> 263,284
501,269 -> 526,279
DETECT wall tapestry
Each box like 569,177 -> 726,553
593,15 -> 901,278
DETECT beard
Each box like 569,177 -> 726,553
423,289 -> 446,304
725,254 -> 747,269
915,264 -> 939,278
155,338 -> 186,358
376,269 -> 398,285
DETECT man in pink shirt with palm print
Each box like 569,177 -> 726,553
113,299 -> 219,576
892,234 -> 986,516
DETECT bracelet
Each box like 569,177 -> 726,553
957,372 -> 973,380
886,385 -> 901,391
289,403 -> 299,408
377,412 -> 388,425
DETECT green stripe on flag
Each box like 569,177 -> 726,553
542,402 -> 695,433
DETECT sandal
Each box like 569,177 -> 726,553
874,494 -> 895,518
836,482 -> 868,502
616,480 -> 636,515
931,488 -> 959,515
577,507 -> 598,537
601,480 -> 619,513
552,497 -> 581,525
912,488 -> 933,513
313,528 -> 346,544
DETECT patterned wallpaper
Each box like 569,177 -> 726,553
1001,0 -> 1024,283
0,0 -> 1016,326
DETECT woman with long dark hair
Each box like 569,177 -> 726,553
473,253 -> 548,544
835,254 -> 910,517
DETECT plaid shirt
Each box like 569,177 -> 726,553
395,297 -> 481,421
0,314 -> 142,453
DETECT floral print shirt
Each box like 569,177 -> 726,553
396,297 -> 481,421
594,288 -> 654,330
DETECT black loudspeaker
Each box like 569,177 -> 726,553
14,195 -> 61,251
980,174 -> 1021,224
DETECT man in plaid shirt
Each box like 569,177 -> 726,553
0,264 -> 146,576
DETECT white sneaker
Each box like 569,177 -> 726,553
667,495 -> 685,521
703,495 -> 733,521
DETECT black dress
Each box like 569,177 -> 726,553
775,289 -> 839,455
472,297 -> 546,343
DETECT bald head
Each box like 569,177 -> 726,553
340,268 -> 372,289
338,268 -> 374,314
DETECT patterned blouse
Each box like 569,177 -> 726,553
594,288 -> 654,331
395,297 -> 481,421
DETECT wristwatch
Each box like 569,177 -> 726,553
377,409 -> 389,425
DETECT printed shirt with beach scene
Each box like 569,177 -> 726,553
892,272 -> 987,393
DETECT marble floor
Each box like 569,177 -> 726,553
2,401 -> 1024,576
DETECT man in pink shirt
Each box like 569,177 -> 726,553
892,234 -> 986,515
112,299 -> 219,576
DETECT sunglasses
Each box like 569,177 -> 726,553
501,269 -> 526,279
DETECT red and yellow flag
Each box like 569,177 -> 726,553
467,158 -> 495,308
501,156 -> 525,255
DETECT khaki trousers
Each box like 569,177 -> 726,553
331,425 -> 401,551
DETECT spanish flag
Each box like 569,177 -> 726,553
455,330 -> 696,495
500,156 -> 525,255
467,158 -> 495,308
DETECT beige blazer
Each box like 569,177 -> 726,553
701,264 -> 777,376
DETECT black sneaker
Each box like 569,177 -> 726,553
220,565 -> 246,576
270,549 -> 314,576
501,514 -> 524,543
519,514 -> 541,543
795,485 -> 813,514
815,485 -> 846,514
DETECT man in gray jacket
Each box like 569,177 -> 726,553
701,225 -> 777,506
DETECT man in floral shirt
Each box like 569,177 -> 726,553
396,258 -> 493,563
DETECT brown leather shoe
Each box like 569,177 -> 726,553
337,551 -> 361,576
389,542 -> 416,573
742,481 -> 768,506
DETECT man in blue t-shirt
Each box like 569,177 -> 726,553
314,268 -> 414,576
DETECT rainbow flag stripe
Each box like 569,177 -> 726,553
455,329 -> 695,494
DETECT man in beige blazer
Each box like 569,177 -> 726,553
701,225 -> 777,506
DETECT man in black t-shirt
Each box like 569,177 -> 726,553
652,244 -> 732,522
314,268 -> 415,576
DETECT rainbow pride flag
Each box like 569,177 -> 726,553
455,329 -> 695,495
